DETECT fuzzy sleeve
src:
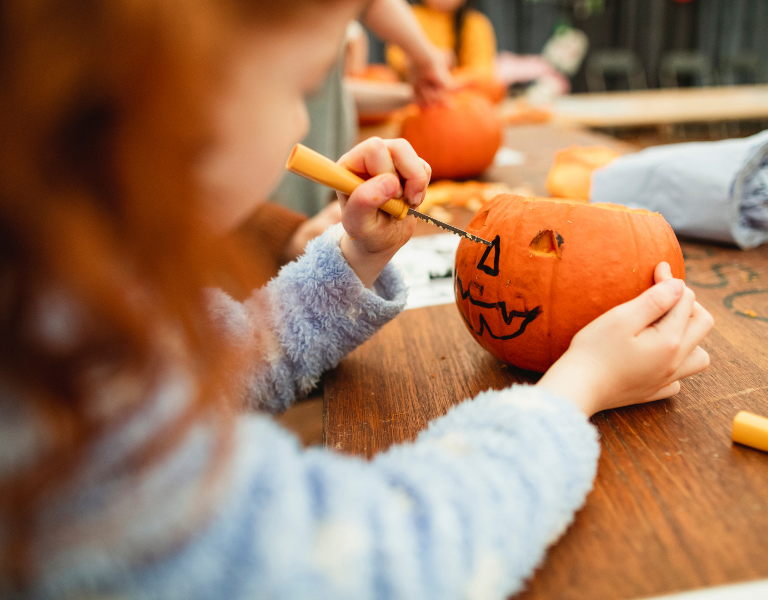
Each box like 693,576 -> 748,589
116,385 -> 599,600
206,223 -> 407,413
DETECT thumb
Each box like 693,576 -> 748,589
613,278 -> 685,334
654,261 -> 673,284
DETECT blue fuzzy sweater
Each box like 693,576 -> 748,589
2,224 -> 600,600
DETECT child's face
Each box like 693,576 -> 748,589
423,0 -> 466,12
198,1 -> 361,233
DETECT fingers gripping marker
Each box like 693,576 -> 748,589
379,198 -> 409,220
286,143 -> 407,220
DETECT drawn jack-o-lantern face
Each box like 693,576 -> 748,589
454,195 -> 685,373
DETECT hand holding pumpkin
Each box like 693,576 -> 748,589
538,262 -> 714,417
337,137 -> 430,288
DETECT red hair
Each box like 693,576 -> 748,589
0,0 -> 354,586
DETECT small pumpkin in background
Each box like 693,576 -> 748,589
546,146 -> 622,199
401,91 -> 503,180
452,67 -> 507,104
454,195 -> 685,373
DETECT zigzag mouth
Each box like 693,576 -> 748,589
455,276 -> 540,340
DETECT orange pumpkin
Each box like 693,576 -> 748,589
454,195 -> 685,373
452,67 -> 507,104
546,146 -> 622,200
401,91 -> 503,180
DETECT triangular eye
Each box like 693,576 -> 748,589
477,235 -> 500,276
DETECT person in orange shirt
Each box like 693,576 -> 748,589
386,0 -> 497,80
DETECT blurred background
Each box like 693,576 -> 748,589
277,0 -> 768,452
368,0 -> 768,93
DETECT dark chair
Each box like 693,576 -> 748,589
659,51 -> 717,88
586,49 -> 647,92
720,52 -> 767,85
659,52 -> 724,139
720,53 -> 768,136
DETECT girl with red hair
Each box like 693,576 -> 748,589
0,1 -> 711,599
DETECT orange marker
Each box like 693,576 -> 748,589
732,411 -> 768,452
285,144 -> 492,246
285,144 -> 408,220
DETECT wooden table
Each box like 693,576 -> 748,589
484,123 -> 636,195
323,124 -> 768,599
552,85 -> 768,129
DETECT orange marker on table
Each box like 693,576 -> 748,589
285,144 -> 492,246
732,411 -> 768,452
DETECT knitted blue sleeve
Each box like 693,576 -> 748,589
120,385 -> 599,600
15,225 -> 601,600
206,223 -> 407,413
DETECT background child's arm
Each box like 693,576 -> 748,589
367,0 -> 452,104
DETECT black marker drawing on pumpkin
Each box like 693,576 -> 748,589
477,235 -> 500,276
455,275 -> 540,340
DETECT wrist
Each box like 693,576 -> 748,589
410,41 -> 443,73
339,232 -> 396,290
537,355 -> 607,417
411,48 -> 436,70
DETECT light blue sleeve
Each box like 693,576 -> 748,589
206,223 -> 407,413
124,385 -> 599,600
13,225 -> 600,600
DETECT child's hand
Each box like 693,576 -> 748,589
410,47 -> 453,106
538,262 -> 714,417
337,137 -> 430,288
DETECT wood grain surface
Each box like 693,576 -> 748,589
324,235 -> 768,600
324,123 -> 768,599
485,123 -> 637,195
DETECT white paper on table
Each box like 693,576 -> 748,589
493,146 -> 526,168
390,233 -> 461,310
